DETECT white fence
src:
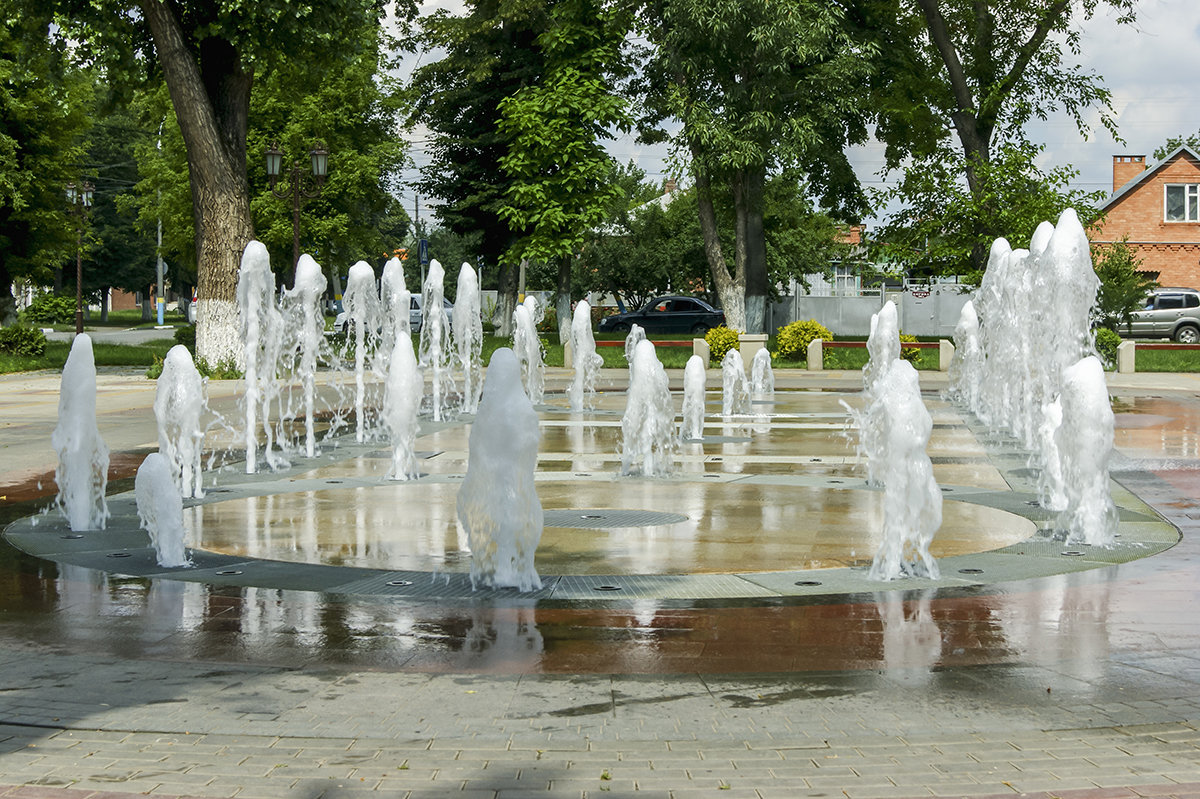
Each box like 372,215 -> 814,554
769,285 -> 973,338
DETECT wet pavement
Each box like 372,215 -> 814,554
0,365 -> 1198,796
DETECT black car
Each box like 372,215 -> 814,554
597,295 -> 725,335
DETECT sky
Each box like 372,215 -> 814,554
398,0 -> 1200,231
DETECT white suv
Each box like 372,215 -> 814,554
1127,288 -> 1200,343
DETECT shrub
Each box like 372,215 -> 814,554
1094,327 -> 1121,369
899,333 -> 921,364
705,326 -> 740,363
0,325 -> 47,357
538,306 -> 557,335
775,319 -> 832,360
22,294 -> 76,325
174,324 -> 196,350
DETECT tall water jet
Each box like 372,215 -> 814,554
948,300 -> 983,411
382,332 -> 422,481
620,339 -> 676,477
154,344 -> 204,498
456,348 -> 543,591
379,256 -> 410,372
750,348 -> 774,396
1055,356 -> 1118,546
624,323 -> 646,387
512,302 -> 544,404
419,259 -> 454,421
854,302 -> 902,487
283,254 -> 327,457
864,301 -> 899,398
343,260 -> 380,443
866,360 -> 942,581
236,241 -> 284,472
567,300 -> 603,412
454,262 -> 483,414
721,348 -> 749,417
680,354 -> 706,442
53,334 -> 109,531
135,453 -> 191,568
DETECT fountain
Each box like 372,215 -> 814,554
512,302 -> 544,404
454,262 -> 483,414
750,347 -> 774,396
282,254 -> 327,458
567,300 -> 603,412
382,332 -> 422,481
624,323 -> 646,386
342,260 -> 380,443
456,348 -> 543,591
153,344 -> 204,498
135,452 -> 191,568
1054,356 -> 1117,546
864,300 -> 899,398
680,354 -> 706,442
52,333 -> 109,531
720,348 -> 749,417
419,259 -> 454,421
954,209 -> 1115,544
236,240 -> 285,472
379,255 -> 410,372
620,339 -> 676,477
865,359 -> 942,581
948,300 -> 982,411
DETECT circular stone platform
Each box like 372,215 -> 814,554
2,388 -> 1181,603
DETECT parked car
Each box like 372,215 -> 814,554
332,295 -> 453,335
597,295 -> 725,335
1126,287 -> 1200,342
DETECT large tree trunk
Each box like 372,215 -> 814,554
555,254 -> 571,344
495,260 -> 518,337
732,169 -> 769,334
0,261 -> 16,326
140,0 -> 254,368
693,160 -> 744,331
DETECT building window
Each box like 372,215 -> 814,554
1165,184 -> 1200,222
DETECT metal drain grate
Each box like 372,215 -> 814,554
543,509 -> 689,529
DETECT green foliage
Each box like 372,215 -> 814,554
1094,328 -> 1121,370
898,333 -> 920,364
0,4 -> 92,317
1094,238 -> 1157,333
21,294 -> 76,325
0,325 -> 46,357
775,319 -> 832,360
537,307 -> 558,336
705,326 -> 740,364
855,0 -> 1131,272
195,357 -> 242,380
173,324 -> 196,350
496,0 -> 632,267
874,142 -> 1104,280
1155,134 -> 1200,162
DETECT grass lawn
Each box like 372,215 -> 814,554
1135,348 -> 1200,372
33,308 -> 190,332
0,339 -> 175,374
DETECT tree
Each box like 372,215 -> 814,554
638,0 -> 873,332
496,0 -> 631,342
412,0 -> 547,336
851,0 -> 1135,273
84,106 -> 159,321
577,167 -> 708,311
1094,237 -> 1157,333
0,4 -> 90,325
60,0 -> 406,364
579,164 -> 850,312
873,141 -> 1104,281
249,19 -> 410,286
1154,135 -> 1200,162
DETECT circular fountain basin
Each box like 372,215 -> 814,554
189,480 -> 1034,575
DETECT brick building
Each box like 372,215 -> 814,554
1093,146 -> 1200,288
